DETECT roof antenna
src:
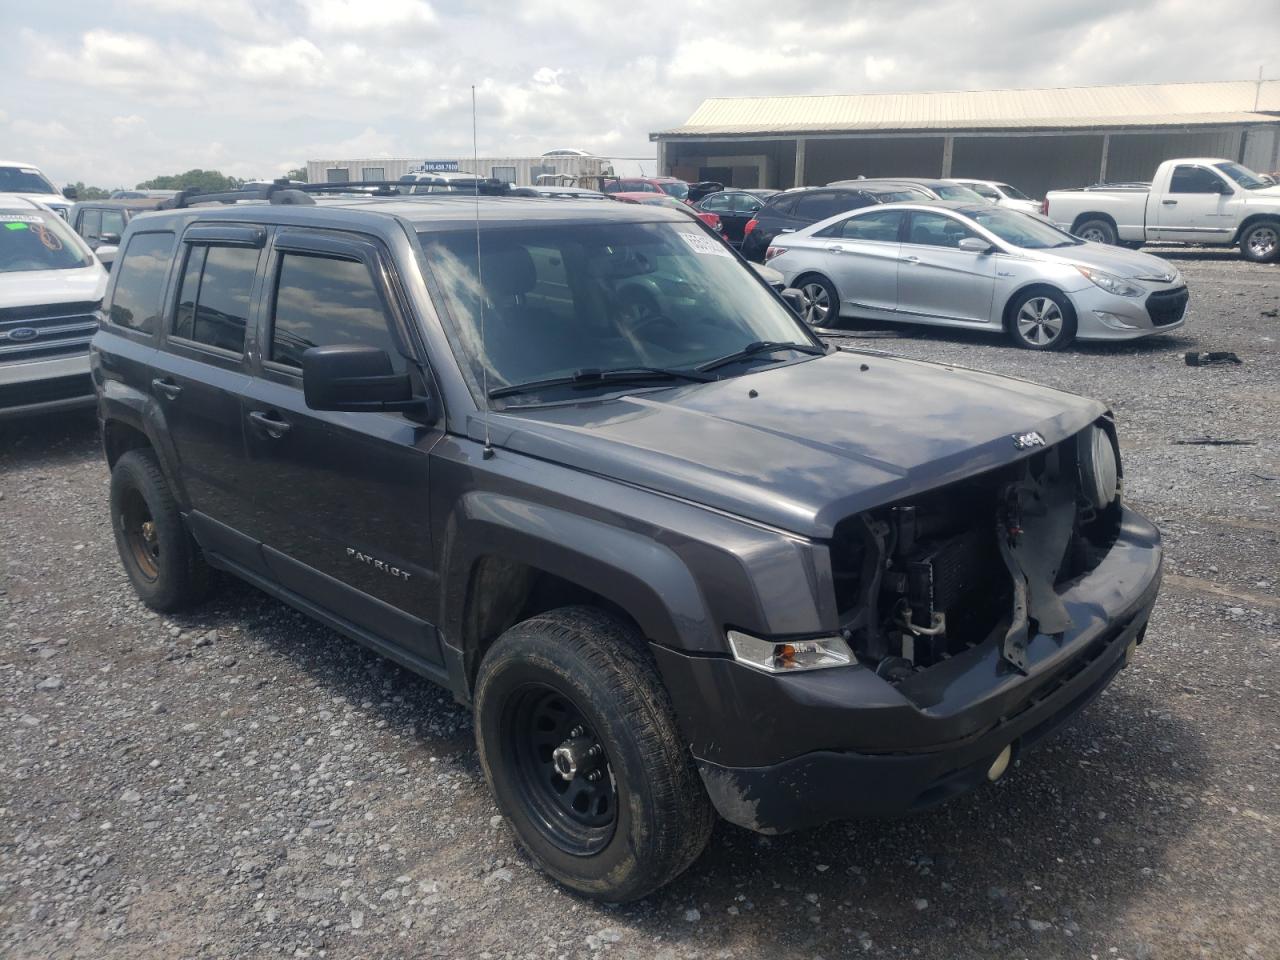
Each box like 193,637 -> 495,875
472,84 -> 494,460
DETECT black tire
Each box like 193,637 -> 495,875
109,449 -> 212,611
793,273 -> 840,329
1075,218 -> 1117,245
1006,288 -> 1078,351
475,606 -> 714,902
1239,220 -> 1280,263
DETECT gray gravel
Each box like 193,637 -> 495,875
2,248 -> 1277,959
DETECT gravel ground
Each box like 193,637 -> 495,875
1,249 -> 1276,960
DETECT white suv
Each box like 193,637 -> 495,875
0,196 -> 108,419
0,160 -> 75,218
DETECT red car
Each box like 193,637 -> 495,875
609,192 -> 722,233
601,176 -> 691,202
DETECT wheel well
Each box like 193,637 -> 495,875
1070,212 -> 1117,234
1002,283 -> 1077,332
1234,214 -> 1280,244
103,420 -> 152,468
461,556 -> 639,691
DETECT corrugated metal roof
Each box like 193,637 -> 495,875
654,80 -> 1280,138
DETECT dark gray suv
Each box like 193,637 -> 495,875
91,185 -> 1163,901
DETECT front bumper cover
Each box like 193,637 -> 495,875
652,506 -> 1162,833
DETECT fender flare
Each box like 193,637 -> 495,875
98,378 -> 193,510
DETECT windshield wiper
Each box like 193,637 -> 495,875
488,366 -> 714,400
696,340 -> 825,373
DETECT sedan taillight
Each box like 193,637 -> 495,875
1040,199 -> 1049,215
764,245 -> 786,262
744,218 -> 758,236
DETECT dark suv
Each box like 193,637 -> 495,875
93,184 -> 1163,902
740,184 -> 931,262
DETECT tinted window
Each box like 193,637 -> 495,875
907,211 -> 979,248
270,254 -> 402,370
172,245 -> 257,353
825,210 -> 905,241
1170,166 -> 1225,194
107,231 -> 175,331
795,191 -> 866,220
765,194 -> 798,217
700,193 -> 731,212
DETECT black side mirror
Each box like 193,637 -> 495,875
63,185 -> 78,200
302,345 -> 428,416
99,231 -> 121,246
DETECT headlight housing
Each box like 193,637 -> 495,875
1075,265 -> 1144,298
727,630 -> 853,673
1077,424 -> 1120,510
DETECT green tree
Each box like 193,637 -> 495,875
283,167 -> 308,183
66,181 -> 115,200
136,169 -> 244,192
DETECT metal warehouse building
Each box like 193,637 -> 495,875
651,79 -> 1280,199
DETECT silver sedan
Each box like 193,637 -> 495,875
765,201 -> 1188,350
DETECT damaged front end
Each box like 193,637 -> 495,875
830,420 -> 1123,680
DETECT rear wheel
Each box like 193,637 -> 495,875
1007,289 -> 1077,351
795,274 -> 840,328
475,607 -> 714,902
1240,221 -> 1280,263
1075,218 -> 1117,245
109,449 -> 212,611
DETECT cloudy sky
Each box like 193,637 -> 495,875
5,0 -> 1277,188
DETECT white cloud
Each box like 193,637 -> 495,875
306,0 -> 438,35
864,55 -> 896,83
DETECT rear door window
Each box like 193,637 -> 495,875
819,209 -> 906,241
107,231 -> 176,333
794,191 -> 867,221
172,245 -> 259,354
269,253 -> 404,371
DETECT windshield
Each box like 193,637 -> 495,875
0,209 -> 93,273
658,181 -> 690,200
869,188 -> 930,202
0,166 -> 56,195
1215,162 -> 1269,190
996,182 -> 1033,201
419,220 -> 818,404
960,206 -> 1080,249
933,183 -> 985,201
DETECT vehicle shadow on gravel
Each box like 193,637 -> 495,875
0,409 -> 99,470
627,683 -> 1209,955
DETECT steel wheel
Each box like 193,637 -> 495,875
505,683 -> 617,856
1016,297 -> 1065,346
799,281 -> 831,326
121,489 -> 160,581
1246,225 -> 1278,260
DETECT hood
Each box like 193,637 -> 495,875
1038,241 -> 1178,280
487,350 -> 1104,538
10,192 -> 72,213
0,264 -> 107,309
1243,185 -> 1280,204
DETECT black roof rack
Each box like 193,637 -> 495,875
158,178 -> 511,210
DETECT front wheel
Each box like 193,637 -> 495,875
474,607 -> 714,902
1240,221 -> 1280,263
1075,218 -> 1117,245
795,274 -> 840,328
1007,290 -> 1077,351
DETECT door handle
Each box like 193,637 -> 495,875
901,255 -> 920,263
151,378 -> 182,400
247,410 -> 292,439
826,245 -> 844,254
1161,199 -> 1178,205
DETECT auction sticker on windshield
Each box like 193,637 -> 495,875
0,215 -> 43,224
678,232 -> 733,258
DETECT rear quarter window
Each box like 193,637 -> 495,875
107,231 -> 176,334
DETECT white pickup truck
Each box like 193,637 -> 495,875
1044,158 -> 1280,263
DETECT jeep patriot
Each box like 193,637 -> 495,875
92,184 -> 1163,901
